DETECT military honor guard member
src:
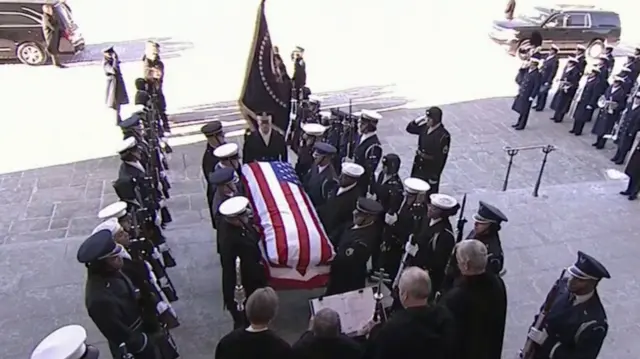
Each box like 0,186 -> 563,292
117,137 -> 146,184
406,106 -> 451,193
217,196 -> 268,329
595,55 -> 610,80
325,197 -> 384,296
442,201 -> 508,292
103,45 -> 129,124
318,162 -> 365,245
570,67 -> 606,136
201,121 -> 226,227
243,113 -> 288,163
551,57 -> 581,123
353,109 -> 383,195
611,92 -> 640,164
209,167 -> 241,233
214,143 -> 243,182
292,46 -> 307,99
440,240 -> 507,359
624,52 -> 640,83
621,140 -> 640,200
527,251 -> 610,359
574,45 -> 588,76
295,123 -> 327,179
591,76 -> 628,149
78,230 -> 160,359
617,66 -> 635,95
512,58 -> 541,130
604,45 -> 615,75
534,45 -> 559,112
31,325 -> 99,359
303,142 -> 339,207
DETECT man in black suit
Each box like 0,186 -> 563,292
354,110 -> 383,195
243,113 -> 288,163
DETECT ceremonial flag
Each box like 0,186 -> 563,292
242,161 -> 335,289
238,0 -> 292,134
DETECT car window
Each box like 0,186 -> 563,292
0,12 -> 41,27
563,13 -> 589,28
544,14 -> 563,28
592,13 -> 620,28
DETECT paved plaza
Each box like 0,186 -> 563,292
1,93 -> 639,359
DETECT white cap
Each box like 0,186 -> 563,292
530,58 -> 541,64
117,137 -> 137,154
132,104 -> 146,113
360,109 -> 382,122
213,143 -> 239,159
308,95 -> 321,104
98,201 -> 128,219
568,57 -> 578,63
219,196 -> 250,217
353,111 -> 362,117
404,177 -> 431,194
551,44 -> 559,51
341,162 -> 365,178
302,123 -> 327,137
91,218 -> 122,235
31,325 -> 88,359
429,194 -> 458,209
622,67 -> 631,72
613,75 -> 625,82
319,111 -> 332,119
576,44 -> 586,50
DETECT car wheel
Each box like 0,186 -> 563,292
516,40 -> 530,60
16,42 -> 47,66
587,39 -> 604,59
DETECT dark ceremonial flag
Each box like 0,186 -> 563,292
238,0 -> 292,134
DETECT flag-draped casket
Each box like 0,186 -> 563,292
241,161 -> 335,289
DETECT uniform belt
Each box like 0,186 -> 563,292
128,316 -> 143,331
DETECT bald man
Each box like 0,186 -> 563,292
292,308 -> 363,359
439,239 -> 507,359
364,267 -> 455,359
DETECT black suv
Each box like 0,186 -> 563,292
489,4 -> 621,59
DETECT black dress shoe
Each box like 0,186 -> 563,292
553,119 -> 563,123
514,126 -> 525,131
620,191 -> 631,196
574,132 -> 582,136
511,124 -> 519,128
569,130 -> 575,134
595,145 -> 604,150
610,157 -> 619,162
550,117 -> 556,121
628,195 -> 637,201
591,142 -> 598,146
614,161 -> 624,165
535,109 -> 543,112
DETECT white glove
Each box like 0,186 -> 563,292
528,97 -> 535,102
384,213 -> 398,225
586,105 -> 593,110
289,112 -> 296,121
527,327 -> 548,345
342,157 -> 354,163
404,240 -> 419,257
414,115 -> 428,126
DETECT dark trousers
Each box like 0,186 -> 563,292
114,103 -> 122,124
624,175 -> 640,196
230,307 -> 247,329
515,106 -> 531,129
571,120 -> 587,135
535,91 -> 549,111
594,136 -> 607,149
613,134 -> 637,162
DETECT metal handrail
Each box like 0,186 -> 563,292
501,145 -> 557,196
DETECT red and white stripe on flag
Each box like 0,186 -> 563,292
241,161 -> 335,289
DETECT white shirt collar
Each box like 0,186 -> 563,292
336,182 -> 357,196
124,161 -> 145,173
429,218 -> 442,226
352,222 -> 375,230
359,132 -> 375,145
318,164 -> 328,173
573,291 -> 594,306
260,130 -> 271,146
427,123 -> 442,134
245,325 -> 269,333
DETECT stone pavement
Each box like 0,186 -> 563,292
1,95 -> 639,359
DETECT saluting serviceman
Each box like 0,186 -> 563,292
292,46 -> 307,99
78,230 -> 160,359
617,66 -> 635,95
527,251 -> 610,359
534,45 -> 559,112
512,57 -> 541,130
303,142 -> 339,208
325,197 -> 384,296
318,162 -> 365,245
243,113 -> 288,163
201,121 -> 226,227
31,325 -> 100,359
442,201 -> 508,293
295,123 -> 327,179
596,56 -> 610,80
571,67 -> 606,136
604,45 -> 615,75
621,138 -> 640,200
218,196 -> 268,329
103,45 -> 129,124
214,143 -> 243,187
551,57 -> 581,123
591,76 -> 628,149
574,45 -> 588,76
353,109 -> 383,195
611,92 -> 640,164
406,106 -> 451,194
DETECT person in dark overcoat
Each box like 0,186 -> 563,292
550,57 -> 581,123
41,4 -> 64,67
439,239 -> 507,359
292,46 -> 307,99
406,106 -> 450,194
292,308 -> 364,359
103,46 -> 130,124
303,142 -> 339,208
534,45 -> 559,112
623,53 -> 640,84
574,45 -> 588,76
527,252 -> 610,359
243,113 -> 288,163
201,121 -> 226,228
611,92 -> 640,164
571,68 -> 607,136
622,142 -> 640,200
296,123 -> 327,179
591,77 -> 628,149
595,56 -> 610,80
604,45 -> 615,75
325,198 -> 383,296
354,110 -> 383,196
511,58 -> 541,130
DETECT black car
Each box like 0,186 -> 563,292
489,4 -> 621,59
0,0 -> 85,65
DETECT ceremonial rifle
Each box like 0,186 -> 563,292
286,87 -> 298,146
391,200 -> 426,290
372,268 -> 390,323
434,193 -> 467,302
520,269 -> 567,359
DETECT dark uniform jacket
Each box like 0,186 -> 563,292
218,221 -> 268,310
551,65 -> 581,114
295,144 -> 314,179
406,123 -> 451,186
353,134 -> 382,195
605,53 -> 615,75
573,75 -> 606,123
372,173 -> 403,215
411,218 -> 456,294
104,56 -> 130,109
202,144 -> 220,224
625,141 -> 640,178
512,68 -> 541,114
85,271 -> 157,359
42,13 -> 61,54
292,331 -> 363,359
439,272 -> 507,359
575,54 -> 587,77
618,103 -> 640,138
531,279 -> 608,359
215,328 -> 293,359
325,223 -> 378,296
318,185 -> 360,244
293,57 -> 307,91
540,55 -> 559,90
243,131 -> 288,163
303,163 -> 338,208
380,202 -> 424,279
591,85 -> 627,137
365,305 -> 456,359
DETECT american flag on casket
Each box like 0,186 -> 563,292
241,161 -> 336,289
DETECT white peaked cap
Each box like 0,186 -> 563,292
360,109 -> 382,121
404,177 -> 431,194
31,325 -> 88,359
530,58 -> 541,63
213,143 -> 239,159
429,194 -> 458,209
308,95 -> 321,103
319,111 -> 332,119
576,44 -> 586,50
302,123 -> 327,136
117,137 -> 137,154
341,162 -> 365,178
551,44 -> 560,51
98,201 -> 128,219
91,218 -> 122,235
622,67 -> 631,72
219,196 -> 250,217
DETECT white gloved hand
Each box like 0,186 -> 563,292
414,115 -> 428,126
529,97 -> 535,102
384,213 -> 398,225
586,105 -> 593,110
527,327 -> 548,345
289,112 -> 296,121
